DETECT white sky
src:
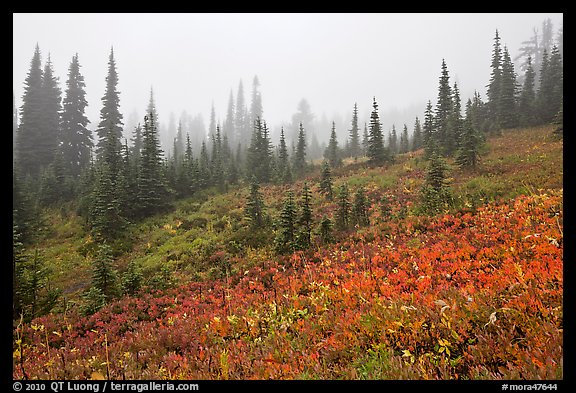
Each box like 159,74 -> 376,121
13,13 -> 563,143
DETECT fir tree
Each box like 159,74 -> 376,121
335,183 -> 351,230
348,103 -> 361,159
39,54 -> 62,172
137,112 -> 170,217
553,101 -> 563,138
296,182 -> 313,250
455,99 -> 481,169
198,140 -> 211,188
399,124 -> 409,154
319,160 -> 333,200
275,190 -> 297,254
60,53 -> 92,177
423,100 -> 435,159
434,59 -> 453,153
486,30 -> 503,132
498,46 -> 520,129
246,118 -> 273,183
537,45 -> 563,124
422,150 -> 451,214
411,117 -> 423,152
367,97 -> 388,165
121,260 -> 143,296
362,122 -> 369,156
324,121 -> 342,167
293,122 -> 307,177
518,56 -> 538,127
352,186 -> 369,227
96,48 -> 123,158
90,243 -> 118,302
235,79 -> 249,145
16,44 -> 44,177
317,215 -> 334,244
249,75 -> 263,129
276,127 -> 292,183
388,125 -> 398,156
245,177 -> 266,228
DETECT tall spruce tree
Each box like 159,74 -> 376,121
137,112 -> 170,217
388,125 -> 398,156
498,46 -> 520,129
518,56 -> 538,127
411,117 -> 423,152
367,97 -> 388,165
16,44 -> 44,177
249,75 -> 263,130
434,59 -> 453,154
335,183 -> 351,230
296,182 -> 313,250
245,177 -> 266,228
352,186 -> 369,227
486,30 -> 503,132
399,124 -> 409,154
275,190 -> 297,254
39,55 -> 62,173
537,45 -> 563,124
276,127 -> 292,183
319,160 -> 333,200
455,99 -> 481,169
293,122 -> 307,177
246,118 -> 273,183
423,100 -> 435,159
60,53 -> 92,177
348,103 -> 361,159
96,48 -> 123,158
324,121 -> 342,168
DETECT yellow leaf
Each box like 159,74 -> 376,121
90,371 -> 106,380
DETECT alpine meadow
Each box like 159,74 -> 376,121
12,13 -> 563,383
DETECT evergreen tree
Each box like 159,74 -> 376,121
335,183 -> 351,230
445,82 -> 464,156
319,160 -> 333,200
245,177 -> 265,228
324,121 -> 342,167
362,122 -> 369,156
422,150 -> 451,214
249,75 -> 263,129
90,243 -> 119,302
130,123 -> 143,167
553,101 -> 563,137
388,125 -> 398,156
518,56 -> 538,127
39,54 -> 62,173
137,112 -> 170,217
13,92 -> 18,160
537,45 -> 563,124
455,99 -> 481,169
296,182 -> 313,250
411,117 -> 423,152
276,127 -> 292,183
16,44 -> 44,176
348,103 -> 361,159
423,100 -> 435,159
246,118 -> 273,183
434,59 -> 453,152
96,48 -> 123,158
293,122 -> 307,177
235,79 -> 249,145
198,140 -> 211,188
367,97 -> 388,165
486,30 -> 503,132
211,126 -> 225,191
208,102 -> 217,141
352,186 -> 369,227
60,53 -> 92,177
224,89 -> 236,147
399,124 -> 409,154
274,190 -> 297,254
498,46 -> 520,129
317,215 -> 334,244
121,260 -> 143,296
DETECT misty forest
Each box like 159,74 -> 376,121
13,16 -> 563,380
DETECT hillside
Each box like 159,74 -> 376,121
13,125 -> 563,380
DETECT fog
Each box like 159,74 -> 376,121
13,13 -> 563,153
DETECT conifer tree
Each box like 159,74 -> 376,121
235,79 -> 249,145
498,46 -> 520,129
486,30 -> 503,132
455,99 -> 481,169
318,215 -> 334,244
362,122 -> 369,156
319,160 -> 333,200
423,100 -> 435,159
293,122 -> 307,177
367,97 -> 388,165
224,89 -> 236,147
96,48 -> 123,158
39,55 -> 62,171
335,183 -> 351,230
13,92 -> 18,159
275,190 -> 297,254
137,112 -> 170,217
249,75 -> 263,129
348,103 -> 361,159
518,56 -> 538,127
553,101 -> 563,138
90,243 -> 118,302
246,118 -> 273,183
434,59 -> 453,153
411,117 -> 423,152
422,150 -> 451,214
296,182 -> 313,250
445,82 -> 464,156
121,260 -> 142,296
16,44 -> 44,177
537,45 -> 563,124
276,127 -> 292,183
399,124 -> 409,154
388,125 -> 398,156
245,177 -> 265,228
324,121 -> 342,168
198,140 -> 211,188
60,53 -> 92,177
352,186 -> 369,227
